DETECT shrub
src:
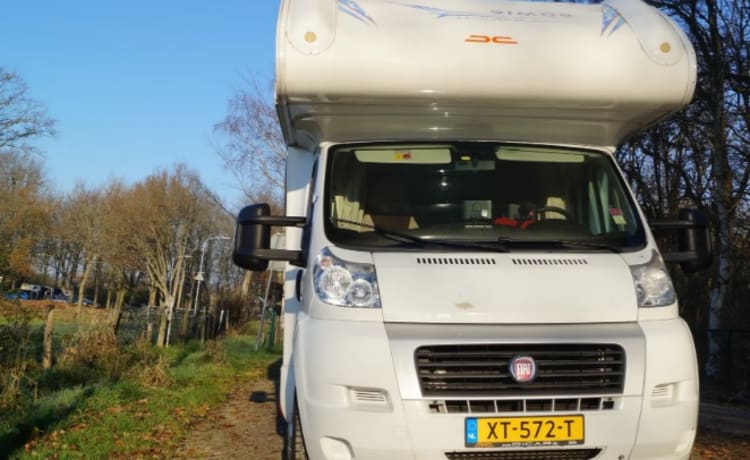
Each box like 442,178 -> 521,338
57,324 -> 125,381
123,337 -> 173,388
0,299 -> 39,411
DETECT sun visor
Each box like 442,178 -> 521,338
354,147 -> 452,164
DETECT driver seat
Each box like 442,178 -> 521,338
542,196 -> 567,220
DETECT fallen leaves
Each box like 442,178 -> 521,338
693,428 -> 750,459
192,403 -> 211,418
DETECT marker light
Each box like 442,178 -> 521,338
630,251 -> 676,307
314,248 -> 381,308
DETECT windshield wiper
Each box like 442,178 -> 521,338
332,218 -> 424,245
332,218 -> 510,252
496,237 -> 621,253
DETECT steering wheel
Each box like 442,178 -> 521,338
535,206 -> 571,220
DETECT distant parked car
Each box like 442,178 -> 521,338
4,291 -> 30,300
71,296 -> 97,307
19,282 -> 42,300
52,293 -> 69,302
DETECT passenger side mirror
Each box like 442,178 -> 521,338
650,208 -> 713,273
232,203 -> 307,272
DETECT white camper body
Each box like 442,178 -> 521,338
252,1 -> 706,459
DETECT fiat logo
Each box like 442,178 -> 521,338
510,355 -> 536,383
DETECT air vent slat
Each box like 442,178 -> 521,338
512,258 -> 588,266
422,381 -> 622,389
421,369 -> 623,379
417,257 -> 496,265
418,361 -> 511,368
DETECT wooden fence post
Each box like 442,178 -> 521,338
42,305 -> 55,369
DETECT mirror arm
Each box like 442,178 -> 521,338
253,248 -> 303,263
239,215 -> 307,227
240,216 -> 306,267
650,220 -> 703,232
662,251 -> 699,264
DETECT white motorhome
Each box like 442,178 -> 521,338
233,0 -> 712,459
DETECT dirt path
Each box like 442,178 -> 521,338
177,378 -> 283,460
176,380 -> 748,460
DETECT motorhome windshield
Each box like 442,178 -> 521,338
325,143 -> 645,251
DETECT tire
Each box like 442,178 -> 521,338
285,395 -> 309,460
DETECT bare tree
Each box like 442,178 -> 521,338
0,69 -> 55,287
61,184 -> 109,316
117,166 -> 219,346
100,180 -> 148,333
214,79 -> 285,208
0,151 -> 52,286
0,67 -> 55,155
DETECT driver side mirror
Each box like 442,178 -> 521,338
232,203 -> 307,271
650,208 -> 713,273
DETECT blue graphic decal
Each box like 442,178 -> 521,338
466,418 -> 478,446
610,17 -> 626,35
338,0 -> 376,25
601,5 -> 627,36
387,1 -> 574,22
389,2 -> 482,19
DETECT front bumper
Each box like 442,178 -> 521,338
293,318 -> 698,460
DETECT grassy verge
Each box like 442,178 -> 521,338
1,333 -> 280,459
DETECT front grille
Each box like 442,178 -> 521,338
416,344 -> 625,397
445,449 -> 602,460
427,397 -> 617,414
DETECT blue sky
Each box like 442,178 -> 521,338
0,1 -> 279,208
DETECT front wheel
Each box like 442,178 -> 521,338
285,395 -> 309,460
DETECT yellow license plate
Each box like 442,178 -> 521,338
465,415 -> 585,447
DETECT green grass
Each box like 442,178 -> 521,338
1,334 -> 280,459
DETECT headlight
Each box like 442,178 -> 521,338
630,251 -> 676,307
314,248 -> 381,308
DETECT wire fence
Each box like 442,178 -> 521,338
117,305 -> 231,344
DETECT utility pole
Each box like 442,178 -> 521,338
193,235 -> 230,341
